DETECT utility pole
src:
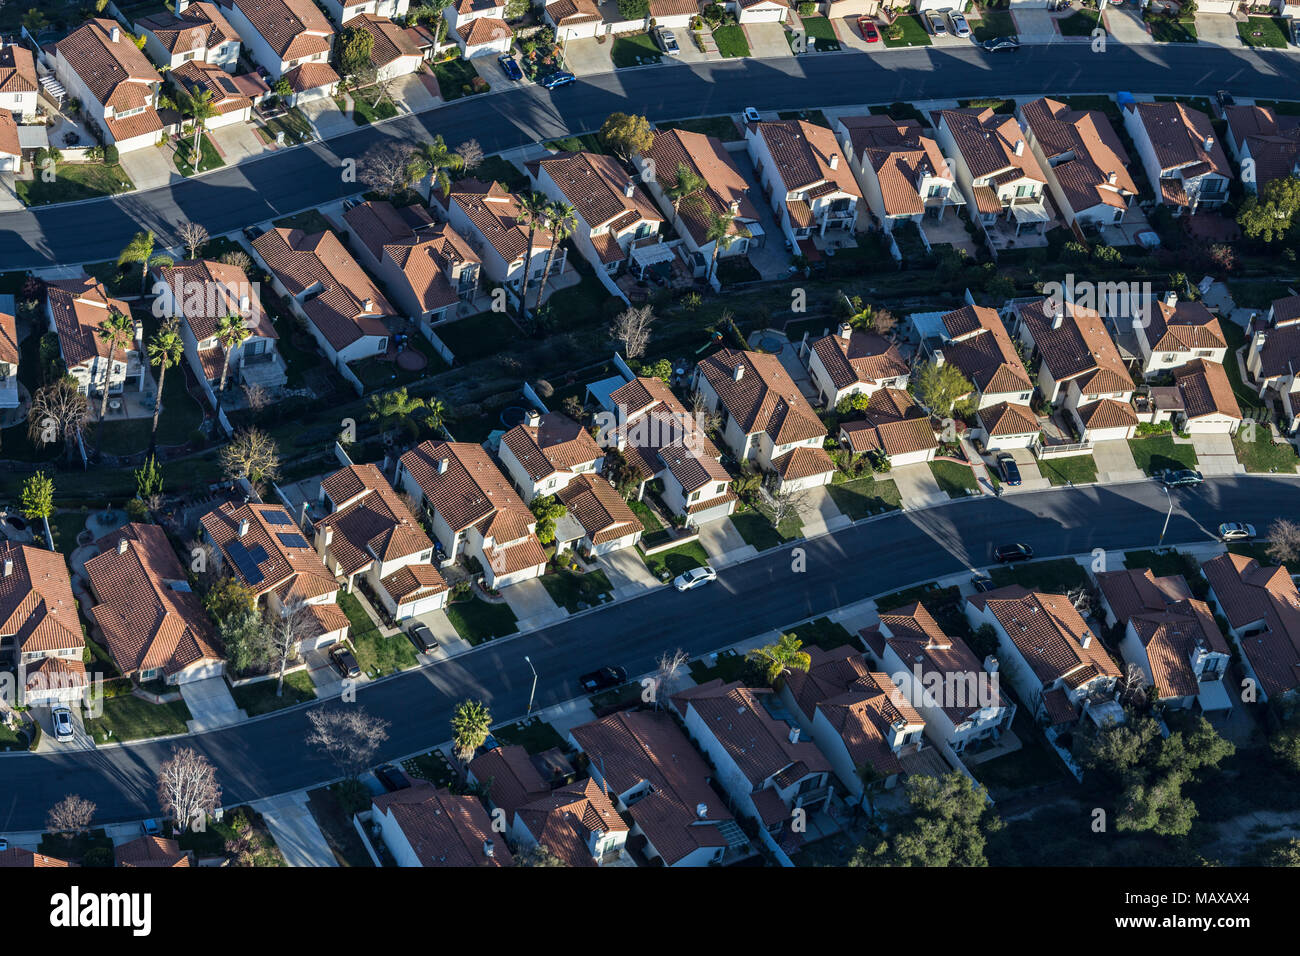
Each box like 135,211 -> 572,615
524,655 -> 537,715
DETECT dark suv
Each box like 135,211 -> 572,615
995,543 -> 1033,563
330,644 -> 360,679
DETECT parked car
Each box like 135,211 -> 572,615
972,574 -> 996,593
1162,469 -> 1204,487
673,565 -> 718,591
374,764 -> 411,792
995,543 -> 1034,563
997,454 -> 1022,487
540,71 -> 575,89
51,706 -> 74,742
408,623 -> 438,654
580,666 -> 628,692
743,106 -> 762,123
925,10 -> 948,35
947,10 -> 971,37
330,644 -> 361,679
1218,522 -> 1256,542
655,26 -> 680,54
498,54 -> 523,81
857,17 -> 880,41
981,35 -> 1020,52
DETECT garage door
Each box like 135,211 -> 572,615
744,4 -> 788,21
915,0 -> 950,11
401,594 -> 446,618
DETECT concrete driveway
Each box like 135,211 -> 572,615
744,21 -> 793,59
209,122 -> 267,164
698,517 -> 757,567
250,791 -> 338,867
501,578 -> 565,631
998,447 -> 1052,492
1092,439 -> 1146,482
32,704 -> 93,752
179,677 -> 247,732
1104,6 -> 1153,44
299,97 -> 353,139
598,548 -> 661,597
118,144 -> 176,190
1191,432 -> 1242,476
1195,13 -> 1243,47
799,485 -> 851,537
892,463 -> 948,508
305,647 -> 370,697
563,37 -> 614,75
1011,7 -> 1058,42
390,71 -> 440,112
731,147 -> 792,278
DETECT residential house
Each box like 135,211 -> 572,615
0,112 -> 19,173
0,298 -> 17,410
554,473 -> 642,556
319,0 -> 410,25
645,0 -> 704,28
728,0 -> 789,22
694,347 -> 834,492
369,782 -> 512,866
436,179 -> 560,298
444,0 -> 513,58
838,387 -> 938,468
672,680 -> 833,845
222,0 -> 339,102
932,107 -> 1049,241
1014,296 -> 1137,441
0,848 -> 72,867
1150,359 -> 1242,435
569,709 -> 748,867
45,276 -> 142,399
84,523 -> 225,686
1135,291 -> 1228,377
530,151 -> 665,278
637,127 -> 762,273
169,60 -> 260,129
251,227 -> 394,368
512,778 -> 630,867
342,199 -> 480,332
543,0 -> 603,41
1123,100 -> 1230,213
1202,552 -> 1300,702
0,542 -> 86,708
115,835 -> 193,867
0,44 -> 39,121
802,321 -> 909,408
136,0 -> 241,72
396,440 -> 547,589
1019,97 -> 1138,232
1246,297 -> 1300,433
350,13 -> 425,81
779,644 -> 926,799
49,19 -> 164,152
465,744 -> 551,822
928,303 -> 1034,411
1223,104 -> 1300,196
965,584 -> 1123,729
836,113 -> 963,233
498,409 -> 603,502
973,401 -> 1041,451
200,501 -> 351,649
1096,568 -> 1232,712
745,118 -> 860,248
151,259 -> 287,400
865,602 -> 1016,755
314,463 -> 448,620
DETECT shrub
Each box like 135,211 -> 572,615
797,0 -> 816,14
103,144 -> 118,164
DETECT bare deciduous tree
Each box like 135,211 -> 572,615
47,794 -> 96,835
177,220 -> 209,259
156,747 -> 222,829
306,706 -> 391,779
220,427 -> 281,489
609,304 -> 655,361
264,601 -> 315,697
361,144 -> 417,199
1267,518 -> 1300,566
219,250 -> 254,273
455,138 -> 484,170
691,389 -> 722,437
28,378 -> 90,463
762,485 -> 811,530
242,382 -> 271,414
653,648 -> 689,709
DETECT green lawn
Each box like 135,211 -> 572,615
256,107 -> 314,145
1147,15 -> 1197,43
882,14 -> 932,47
798,15 -> 841,52
629,499 -> 664,534
1238,16 -> 1289,48
173,132 -> 225,176
230,671 -> 317,716
48,511 -> 87,553
85,695 -> 191,744
640,540 -> 711,580
1058,9 -> 1102,36
543,273 -> 609,331
336,590 -> 418,674
493,717 -> 567,754
1233,426 -> 1299,474
0,721 -> 28,751
540,567 -> 613,613
347,92 -> 400,124
352,334 -> 449,391
930,460 -> 980,497
1127,435 -> 1199,476
729,509 -> 786,551
1123,548 -> 1198,579
467,155 -> 528,192
973,10 -> 1017,41
611,33 -> 662,68
657,114 -> 741,141
446,595 -> 518,645
1219,320 -> 1266,415
689,648 -> 752,685
1037,454 -> 1099,486
433,311 -> 520,363
432,57 -> 485,100
826,476 -> 901,519
545,132 -> 605,153
272,209 -> 333,235
989,557 -> 1089,593
786,616 -> 855,653
17,162 -> 134,206
402,748 -> 457,787
711,24 -> 751,59
777,109 -> 831,130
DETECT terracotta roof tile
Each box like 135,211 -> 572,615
809,327 -> 908,392
46,276 -> 135,369
228,0 -> 333,59
372,782 -> 512,866
535,151 -> 663,231
697,347 -> 825,444
0,542 -> 82,656
556,473 -> 641,545
316,463 -> 435,575
500,412 -> 602,482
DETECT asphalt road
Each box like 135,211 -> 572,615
6,45 -> 1299,269
1,476 -> 1296,832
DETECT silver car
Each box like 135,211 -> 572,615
947,10 -> 971,37
926,10 -> 948,35
1218,522 -> 1256,542
657,27 -> 680,55
52,706 -> 75,742
673,566 -> 718,591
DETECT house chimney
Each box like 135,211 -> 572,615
1107,170 -> 1118,185
238,518 -> 250,538
788,726 -> 800,744
117,538 -> 129,555
177,0 -> 189,11
482,839 -> 495,858
837,321 -> 852,341
2,558 -> 11,577
732,364 -> 744,382
1080,631 -> 1092,649
1014,139 -> 1024,157
696,803 -> 708,819
1049,298 -> 1064,330
437,457 -> 449,474
729,198 -> 740,214
362,297 -> 374,313
1163,290 -> 1178,308
1203,135 -> 1214,152
624,179 -> 636,198
110,25 -> 121,42
983,655 -> 999,673
525,409 -> 541,428
240,292 -> 251,311
828,153 -> 839,170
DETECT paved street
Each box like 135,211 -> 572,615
2,475 -> 1296,832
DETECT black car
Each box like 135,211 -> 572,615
997,454 -> 1022,487
330,644 -> 361,679
995,543 -> 1033,563
580,666 -> 628,693
981,35 -> 1020,52
1162,469 -> 1204,487
408,623 -> 438,654
374,764 -> 411,792
971,574 -> 996,593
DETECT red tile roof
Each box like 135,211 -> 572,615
535,151 -> 663,231
1202,552 -> 1300,698
372,782 -> 512,866
46,276 -> 134,369
137,2 -> 237,55
839,114 -> 948,218
809,327 -> 909,392
1020,97 -> 1136,214
229,0 -> 333,60
153,258 -> 273,343
115,835 -> 192,867
500,412 -> 602,483
53,19 -> 160,112
467,743 -> 551,817
642,128 -> 758,247
316,463 -> 435,576
0,541 -> 82,656
940,304 -> 1033,395
750,119 -> 860,197
556,473 -> 640,546
696,347 -> 825,444
1017,297 -> 1133,394
514,778 -> 627,867
199,502 -> 339,603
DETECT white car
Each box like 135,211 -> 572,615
657,27 -> 680,55
947,10 -> 971,37
1218,522 -> 1256,542
743,106 -> 761,124
673,566 -> 718,591
52,706 -> 75,742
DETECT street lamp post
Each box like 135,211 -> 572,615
524,655 -> 537,715
1158,485 -> 1173,545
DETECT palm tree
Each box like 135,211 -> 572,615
450,699 -> 492,764
424,397 -> 448,437
214,313 -> 249,393
515,190 -> 549,320
534,201 -> 575,311
183,88 -> 216,160
146,318 -> 183,451
118,231 -> 172,293
415,135 -> 465,202
95,309 -> 136,444
366,386 -> 428,443
704,210 -> 737,283
665,162 -> 706,217
747,633 -> 811,687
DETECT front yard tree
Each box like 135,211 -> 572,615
215,312 -> 249,393
514,844 -> 567,866
854,771 -> 1002,867
762,485 -> 810,532
363,143 -> 419,199
653,648 -> 689,708
220,427 -> 281,490
266,601 -> 315,697
1237,175 -> 1300,243
118,230 -> 171,293
413,135 -> 464,202
915,359 -> 974,420
306,706 -> 392,779
337,25 -> 375,80
146,318 -> 183,450
177,220 -> 209,259
20,472 -> 54,545
1266,517 -> 1300,566
451,698 -> 492,763
156,747 -> 222,831
609,304 -> 655,360
96,308 -> 135,444
28,377 -> 90,462
599,111 -> 653,162
530,494 -> 566,545
182,88 -> 216,160
747,633 -> 811,687
455,138 -> 484,170
220,602 -> 271,674
47,794 -> 96,836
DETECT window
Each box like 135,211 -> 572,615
689,490 -> 700,502
716,483 -> 725,495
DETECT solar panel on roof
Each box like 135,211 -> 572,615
277,532 -> 309,549
263,511 -> 294,526
227,540 -> 264,585
217,76 -> 239,95
247,544 -> 269,564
